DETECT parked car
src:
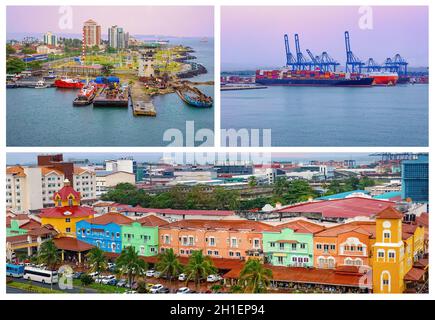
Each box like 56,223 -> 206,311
154,271 -> 162,278
72,272 -> 84,279
106,279 -> 117,286
206,274 -> 222,283
116,279 -> 127,287
178,273 -> 187,281
176,287 -> 192,294
101,275 -> 116,284
146,270 -> 155,277
157,287 -> 170,294
89,272 -> 99,279
150,284 -> 164,293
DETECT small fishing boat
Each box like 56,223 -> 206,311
73,82 -> 98,106
6,81 -> 17,89
35,80 -> 49,89
176,88 -> 213,108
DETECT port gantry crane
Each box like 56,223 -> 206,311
344,31 -> 364,73
362,58 -> 382,72
294,34 -> 312,70
383,54 -> 409,76
284,34 -> 297,70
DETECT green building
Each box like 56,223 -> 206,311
262,220 -> 324,267
121,215 -> 168,256
7,220 -> 29,237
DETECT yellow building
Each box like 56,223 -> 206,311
371,207 -> 427,293
40,180 -> 95,237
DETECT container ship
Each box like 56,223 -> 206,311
54,77 -> 84,89
367,71 -> 399,86
255,69 -> 374,87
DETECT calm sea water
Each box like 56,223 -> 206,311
7,38 -> 214,147
221,84 -> 428,146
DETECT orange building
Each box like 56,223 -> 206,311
158,219 -> 274,260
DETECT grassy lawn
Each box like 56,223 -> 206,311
72,279 -> 127,293
8,281 -> 65,294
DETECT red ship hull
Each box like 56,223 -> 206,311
54,79 -> 84,89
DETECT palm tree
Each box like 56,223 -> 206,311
116,246 -> 148,288
37,239 -> 60,270
239,259 -> 273,293
86,247 -> 107,284
185,250 -> 217,290
156,248 -> 183,285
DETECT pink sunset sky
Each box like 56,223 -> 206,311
222,6 -> 428,70
7,6 -> 214,37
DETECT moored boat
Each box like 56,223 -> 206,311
176,89 -> 213,108
35,80 -> 49,89
54,77 -> 84,89
73,82 -> 98,106
367,71 -> 399,86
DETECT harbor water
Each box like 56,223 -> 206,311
221,84 -> 428,146
7,37 -> 214,147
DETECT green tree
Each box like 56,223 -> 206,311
6,44 -> 16,56
273,177 -> 289,199
27,60 -> 43,71
213,187 -> 240,210
6,57 -> 26,74
284,180 -> 316,204
248,176 -> 257,188
80,274 -> 94,286
156,248 -> 183,285
239,259 -> 273,293
37,240 -> 60,270
185,250 -> 217,290
101,62 -> 115,76
86,247 -> 108,284
116,246 -> 148,288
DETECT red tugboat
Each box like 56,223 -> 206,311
73,82 -> 98,106
54,77 -> 84,89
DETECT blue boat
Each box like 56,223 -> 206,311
176,89 -> 213,108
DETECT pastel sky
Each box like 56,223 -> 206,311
7,6 -> 214,38
222,6 -> 428,70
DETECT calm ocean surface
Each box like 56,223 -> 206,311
221,84 -> 428,146
7,38 -> 214,147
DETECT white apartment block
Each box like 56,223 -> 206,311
6,166 -> 96,211
73,167 -> 97,201
105,158 -> 135,173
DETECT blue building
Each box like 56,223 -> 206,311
76,212 -> 133,253
401,155 -> 428,202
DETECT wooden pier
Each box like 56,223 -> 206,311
129,81 -> 157,117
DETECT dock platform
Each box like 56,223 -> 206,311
133,101 -> 156,116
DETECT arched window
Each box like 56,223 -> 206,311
327,257 -> 335,268
388,250 -> 396,262
380,271 -> 391,293
383,230 -> 391,243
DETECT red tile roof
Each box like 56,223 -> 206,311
160,219 -> 274,232
224,264 -> 370,288
54,237 -> 95,252
53,185 -> 80,202
416,213 -> 429,228
40,206 -> 95,218
404,267 -> 426,281
136,215 -> 169,227
273,219 -> 325,234
376,207 -> 403,219
276,197 -> 394,219
116,206 -> 235,217
315,221 -> 376,238
85,212 -> 133,225
6,166 -> 26,177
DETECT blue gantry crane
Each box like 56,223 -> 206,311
319,52 -> 340,72
344,31 -> 364,73
294,34 -> 312,70
284,34 -> 297,69
362,58 -> 382,72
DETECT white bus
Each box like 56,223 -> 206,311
23,267 -> 59,284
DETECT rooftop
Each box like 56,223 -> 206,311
54,237 -> 95,252
270,219 -> 325,234
116,205 -> 236,217
160,219 -> 274,232
40,206 -> 95,218
84,212 -> 133,226
276,197 -> 394,219
136,215 -> 169,227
